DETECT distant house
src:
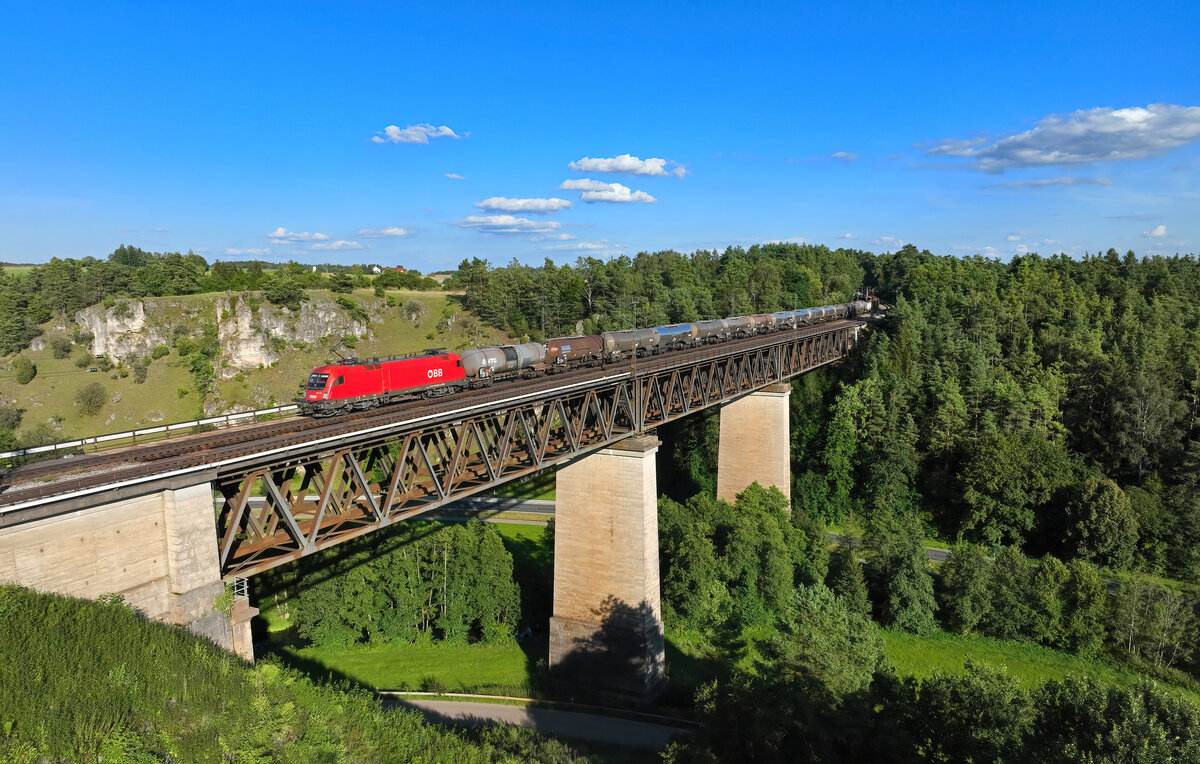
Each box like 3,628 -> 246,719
392,266 -> 408,273
371,265 -> 382,274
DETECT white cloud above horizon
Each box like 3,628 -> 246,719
444,173 -> 467,180
451,215 -> 563,235
358,226 -> 410,237
542,239 -> 619,252
1145,225 -> 1169,238
225,247 -> 270,255
311,240 -> 364,250
372,123 -> 460,144
559,179 -> 656,203
475,197 -> 572,214
267,227 -> 329,243
921,104 -> 1200,173
875,236 -> 906,249
831,151 -> 859,162
568,154 -> 686,178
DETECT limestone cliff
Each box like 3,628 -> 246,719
74,293 -> 374,372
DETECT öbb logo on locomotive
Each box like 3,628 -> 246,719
298,299 -> 875,417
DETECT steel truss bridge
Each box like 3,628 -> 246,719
0,320 -> 864,578
217,320 -> 863,576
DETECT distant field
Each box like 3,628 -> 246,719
0,264 -> 37,276
882,628 -> 1200,703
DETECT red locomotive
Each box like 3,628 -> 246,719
300,351 -> 467,416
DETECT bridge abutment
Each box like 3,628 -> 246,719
0,482 -> 255,659
549,434 -> 667,699
716,382 -> 792,503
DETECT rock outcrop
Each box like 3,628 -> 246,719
74,293 -> 374,373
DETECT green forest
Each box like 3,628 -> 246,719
8,241 -> 1200,760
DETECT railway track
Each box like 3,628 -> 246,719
0,321 -> 858,510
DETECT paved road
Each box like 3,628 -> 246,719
388,699 -> 691,750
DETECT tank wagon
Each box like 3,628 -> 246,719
299,298 -> 876,416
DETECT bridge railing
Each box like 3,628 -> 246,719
0,404 -> 299,461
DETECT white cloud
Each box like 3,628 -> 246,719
1006,234 -> 1022,242
985,176 -> 1114,188
444,173 -> 467,180
921,104 -> 1200,173
839,233 -> 854,239
358,226 -> 409,237
1144,225 -> 1168,238
372,123 -> 460,144
475,197 -> 572,214
530,233 -> 577,242
558,178 -> 657,203
568,154 -> 686,178
874,236 -> 906,249
310,240 -> 364,251
267,227 -> 329,243
225,248 -> 269,255
451,215 -> 563,235
543,239 -> 619,251
831,151 -> 859,162
1016,244 -> 1029,254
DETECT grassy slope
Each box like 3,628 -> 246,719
0,289 -> 510,441
0,585 -> 586,763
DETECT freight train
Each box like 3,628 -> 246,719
298,299 -> 875,416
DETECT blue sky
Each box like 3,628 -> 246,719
2,1 -> 1197,270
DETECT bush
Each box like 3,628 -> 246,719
71,327 -> 94,345
335,296 -> 369,325
0,404 -> 24,431
75,382 -> 106,416
13,356 -> 36,385
150,344 -> 170,360
49,336 -> 73,359
263,276 -> 308,311
74,352 -> 93,369
131,358 -> 149,384
328,273 -> 355,294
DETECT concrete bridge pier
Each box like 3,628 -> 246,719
0,482 -> 255,660
716,382 -> 792,503
549,434 -> 667,698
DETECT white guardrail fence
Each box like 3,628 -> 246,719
0,404 -> 299,461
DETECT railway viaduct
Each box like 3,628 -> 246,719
0,319 -> 864,697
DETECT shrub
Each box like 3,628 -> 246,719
151,344 -> 170,360
335,296 -> 369,325
74,352 -> 93,369
131,358 -> 149,384
75,382 -> 106,416
13,357 -> 36,385
49,336 -> 73,359
263,276 -> 308,311
0,404 -> 24,431
71,327 -> 94,345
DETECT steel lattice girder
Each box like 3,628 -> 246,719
215,322 -> 860,576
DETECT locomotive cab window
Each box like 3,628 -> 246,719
307,373 -> 329,390
333,376 -> 345,387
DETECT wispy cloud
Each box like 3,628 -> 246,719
451,215 -> 563,235
1144,225 -> 1168,238
372,123 -> 460,144
1006,234 -> 1022,242
225,247 -> 269,255
310,240 -> 363,251
839,233 -> 854,239
559,179 -> 656,203
568,154 -> 686,178
874,236 -> 906,249
475,197 -> 572,214
921,104 -> 1200,173
831,151 -> 859,162
543,239 -> 620,252
444,173 -> 467,180
984,176 -> 1114,189
267,227 -> 329,243
358,226 -> 409,237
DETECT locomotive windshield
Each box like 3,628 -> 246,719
307,373 -> 329,390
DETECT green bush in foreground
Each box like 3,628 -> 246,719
0,586 -> 589,763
